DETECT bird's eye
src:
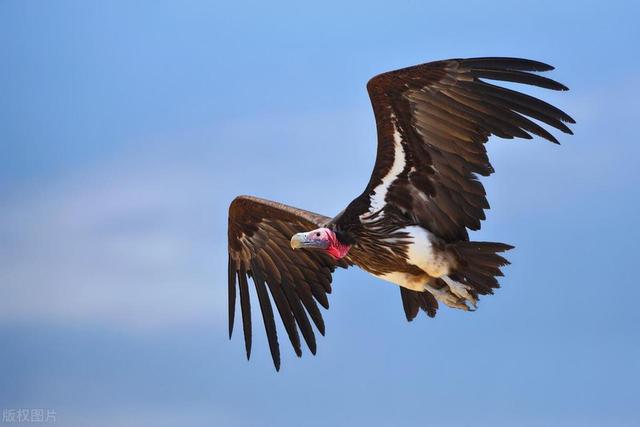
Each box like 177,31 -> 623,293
316,232 -> 321,237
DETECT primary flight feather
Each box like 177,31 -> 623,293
227,57 -> 575,370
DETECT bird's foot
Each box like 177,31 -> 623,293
442,276 -> 477,309
425,284 -> 471,311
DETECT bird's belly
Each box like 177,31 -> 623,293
374,270 -> 430,291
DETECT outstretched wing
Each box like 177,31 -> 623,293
362,57 -> 575,241
228,195 -> 349,370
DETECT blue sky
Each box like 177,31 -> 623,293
1,1 -> 639,426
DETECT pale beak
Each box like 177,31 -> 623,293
290,232 -> 329,250
290,233 -> 306,249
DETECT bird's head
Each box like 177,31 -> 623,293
290,227 -> 351,260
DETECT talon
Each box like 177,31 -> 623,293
438,276 -> 478,311
426,284 -> 469,310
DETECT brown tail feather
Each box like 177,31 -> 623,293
399,287 -> 438,321
450,241 -> 514,296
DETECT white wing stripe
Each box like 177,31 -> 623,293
369,118 -> 406,212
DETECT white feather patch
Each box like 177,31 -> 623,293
369,118 -> 406,212
402,225 -> 450,277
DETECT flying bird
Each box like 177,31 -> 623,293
227,57 -> 574,370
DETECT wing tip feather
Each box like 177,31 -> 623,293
461,57 -> 555,72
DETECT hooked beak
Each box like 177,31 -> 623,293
290,232 -> 329,250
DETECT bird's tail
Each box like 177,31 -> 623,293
448,241 -> 514,299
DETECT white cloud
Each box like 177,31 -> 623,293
0,159 -> 228,329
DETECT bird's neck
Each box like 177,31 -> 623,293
326,232 -> 351,259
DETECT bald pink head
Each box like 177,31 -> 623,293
290,227 -> 351,259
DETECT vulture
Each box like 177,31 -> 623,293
227,57 -> 574,370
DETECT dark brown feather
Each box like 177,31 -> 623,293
399,287 -> 439,321
251,266 -> 281,371
238,265 -> 252,360
228,255 -> 236,339
469,68 -> 569,90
